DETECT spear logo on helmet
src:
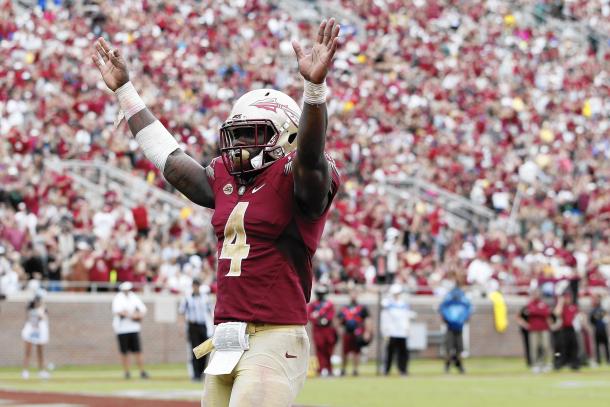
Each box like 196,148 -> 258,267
250,98 -> 300,127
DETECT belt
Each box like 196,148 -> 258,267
192,323 -> 301,359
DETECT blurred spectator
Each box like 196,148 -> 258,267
21,289 -> 50,380
67,241 -> 94,292
131,201 -> 149,238
0,245 -> 20,296
381,283 -> 416,376
112,282 -> 149,380
338,288 -> 372,376
21,244 -> 44,281
589,294 -> 609,365
526,288 -> 552,373
553,292 -> 580,370
439,276 -> 472,374
307,284 -> 337,377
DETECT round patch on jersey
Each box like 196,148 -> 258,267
223,183 -> 234,195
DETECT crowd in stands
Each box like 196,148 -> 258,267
1,0 -> 609,297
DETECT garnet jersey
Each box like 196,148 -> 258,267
206,151 -> 341,325
307,299 -> 335,327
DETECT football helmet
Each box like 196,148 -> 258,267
220,89 -> 301,176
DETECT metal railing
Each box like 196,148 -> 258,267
46,158 -> 211,223
275,0 -> 365,41
517,1 -> 608,53
385,176 -> 497,232
19,280 -> 548,297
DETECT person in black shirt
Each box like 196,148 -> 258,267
21,244 -> 45,281
589,294 -> 609,365
46,253 -> 62,291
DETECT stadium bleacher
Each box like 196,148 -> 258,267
0,0 -> 609,297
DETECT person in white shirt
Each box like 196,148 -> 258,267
380,284 -> 416,376
93,205 -> 116,241
21,290 -> 50,380
0,246 -> 19,296
112,282 -> 149,379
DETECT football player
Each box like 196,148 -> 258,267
92,17 -> 341,407
338,288 -> 372,376
307,285 -> 338,377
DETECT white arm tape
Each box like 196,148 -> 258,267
115,81 -> 146,121
303,80 -> 328,105
135,120 -> 181,173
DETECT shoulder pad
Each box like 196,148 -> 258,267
283,151 -> 295,175
205,157 -> 220,181
284,160 -> 293,175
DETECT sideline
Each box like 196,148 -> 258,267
0,389 -> 197,407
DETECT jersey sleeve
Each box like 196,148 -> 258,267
204,157 -> 222,193
291,152 -> 342,253
326,152 -> 341,198
280,151 -> 341,220
312,152 -> 341,219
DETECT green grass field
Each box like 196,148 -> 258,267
1,358 -> 610,407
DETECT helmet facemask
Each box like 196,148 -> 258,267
220,119 -> 285,176
219,89 -> 301,177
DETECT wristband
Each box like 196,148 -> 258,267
115,81 -> 146,121
303,80 -> 328,105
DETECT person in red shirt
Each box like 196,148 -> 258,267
130,201 -> 149,238
554,292 -> 580,370
526,289 -> 552,373
89,257 -> 110,291
307,285 -> 337,377
92,18 -> 341,406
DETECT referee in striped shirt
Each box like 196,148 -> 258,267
178,278 -> 214,381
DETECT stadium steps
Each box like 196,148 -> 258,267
46,158 -> 211,226
385,175 -> 500,232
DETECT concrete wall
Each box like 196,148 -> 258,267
0,293 -> 187,368
0,292 -> 557,367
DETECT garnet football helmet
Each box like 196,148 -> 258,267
220,89 -> 301,176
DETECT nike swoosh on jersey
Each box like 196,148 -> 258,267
285,352 -> 297,359
252,184 -> 265,193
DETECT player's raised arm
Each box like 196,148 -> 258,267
91,38 -> 214,209
291,18 -> 340,219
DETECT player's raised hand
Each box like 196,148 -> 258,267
292,18 -> 340,84
91,37 -> 129,91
